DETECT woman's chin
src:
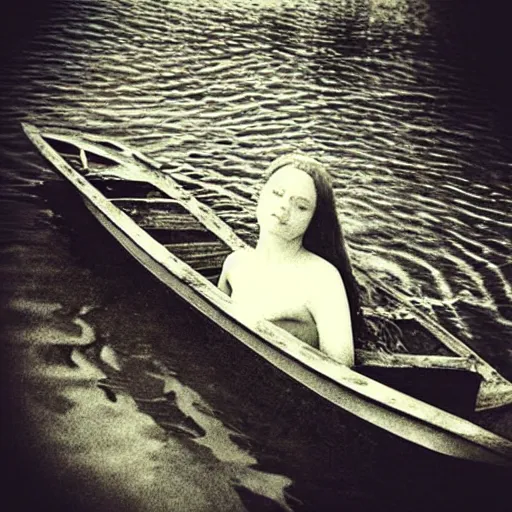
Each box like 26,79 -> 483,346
261,227 -> 303,243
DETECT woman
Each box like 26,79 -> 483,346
218,154 -> 362,366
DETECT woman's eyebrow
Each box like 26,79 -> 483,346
269,181 -> 314,203
293,195 -> 313,203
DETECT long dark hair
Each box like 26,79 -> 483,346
265,154 -> 364,339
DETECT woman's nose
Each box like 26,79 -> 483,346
278,197 -> 290,217
277,194 -> 287,207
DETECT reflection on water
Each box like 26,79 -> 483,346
1,0 -> 512,510
6,296 -> 294,511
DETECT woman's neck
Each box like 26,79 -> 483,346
255,233 -> 304,264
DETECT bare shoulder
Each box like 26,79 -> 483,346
301,252 -> 348,305
221,248 -> 255,278
219,248 -> 252,294
223,248 -> 253,269
302,251 -> 343,283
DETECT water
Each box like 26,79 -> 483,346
1,0 -> 511,510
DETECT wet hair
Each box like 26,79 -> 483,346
265,153 -> 364,340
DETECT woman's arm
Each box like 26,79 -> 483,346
307,262 -> 355,366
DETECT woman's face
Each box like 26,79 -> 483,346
256,165 -> 317,242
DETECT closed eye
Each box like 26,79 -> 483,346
296,202 -> 311,211
272,188 -> 284,197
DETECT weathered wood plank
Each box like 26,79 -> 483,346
165,241 -> 230,257
356,349 -> 476,371
113,199 -> 208,231
111,197 -> 185,210
165,241 -> 230,271
132,214 -> 206,231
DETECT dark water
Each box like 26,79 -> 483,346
1,0 -> 511,510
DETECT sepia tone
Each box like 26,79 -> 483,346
1,1 -> 511,511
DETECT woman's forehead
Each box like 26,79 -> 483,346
267,165 -> 316,196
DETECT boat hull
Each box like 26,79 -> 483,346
23,122 -> 512,466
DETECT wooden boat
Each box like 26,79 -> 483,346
22,122 -> 512,466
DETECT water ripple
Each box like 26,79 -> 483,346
2,0 -> 512,508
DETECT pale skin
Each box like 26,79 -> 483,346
218,165 -> 354,366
